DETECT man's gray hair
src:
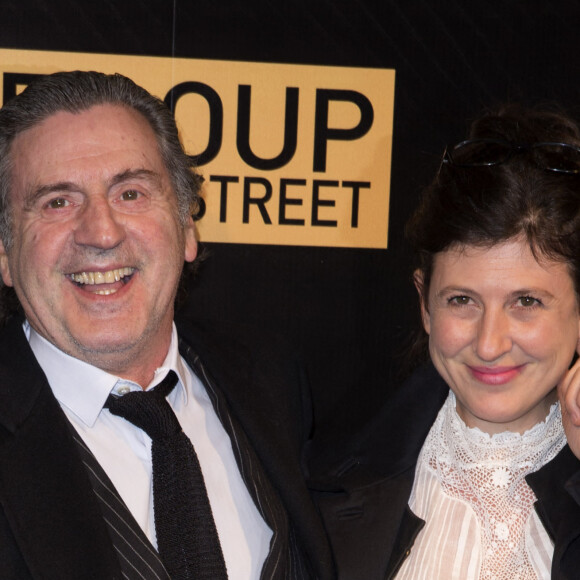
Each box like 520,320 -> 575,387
0,70 -> 202,250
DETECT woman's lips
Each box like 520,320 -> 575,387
468,364 -> 526,385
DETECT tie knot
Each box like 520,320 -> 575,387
105,371 -> 181,440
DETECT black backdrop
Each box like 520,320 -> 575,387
2,0 -> 580,448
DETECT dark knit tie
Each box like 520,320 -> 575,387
105,371 -> 228,580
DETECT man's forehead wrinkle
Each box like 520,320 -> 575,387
110,168 -> 164,188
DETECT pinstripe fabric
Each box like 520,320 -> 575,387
70,342 -> 310,580
72,433 -> 170,580
186,346 -> 312,580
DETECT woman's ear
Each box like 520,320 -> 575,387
413,270 -> 430,335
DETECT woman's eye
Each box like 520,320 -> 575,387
518,296 -> 539,307
449,295 -> 471,305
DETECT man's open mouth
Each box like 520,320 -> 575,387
69,267 -> 135,295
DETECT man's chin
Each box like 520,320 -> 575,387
68,331 -> 145,360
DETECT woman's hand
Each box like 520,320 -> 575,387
558,358 -> 580,459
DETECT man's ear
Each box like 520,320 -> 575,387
0,239 -> 13,287
184,216 -> 198,263
413,269 -> 430,335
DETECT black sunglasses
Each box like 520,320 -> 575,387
442,138 -> 580,174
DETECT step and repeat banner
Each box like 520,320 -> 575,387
1,1 -> 578,444
0,49 -> 395,249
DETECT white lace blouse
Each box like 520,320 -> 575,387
396,392 -> 565,580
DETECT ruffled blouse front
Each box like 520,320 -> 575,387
396,391 -> 565,580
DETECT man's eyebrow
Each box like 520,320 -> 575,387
24,181 -> 77,209
110,168 -> 163,187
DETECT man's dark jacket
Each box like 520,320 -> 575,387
0,315 -> 334,579
309,363 -> 580,580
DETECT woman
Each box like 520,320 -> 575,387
311,105 -> 580,580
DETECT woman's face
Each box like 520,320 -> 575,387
417,237 -> 580,434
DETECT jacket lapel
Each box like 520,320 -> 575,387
308,362 -> 449,580
71,431 -> 169,580
177,319 -> 335,580
312,463 -> 422,580
0,317 -> 123,579
527,445 -> 580,579
187,348 -> 295,579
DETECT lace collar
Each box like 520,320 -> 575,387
420,391 -> 565,580
442,391 -> 564,465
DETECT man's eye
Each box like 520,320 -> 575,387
121,190 -> 140,201
46,198 -> 70,209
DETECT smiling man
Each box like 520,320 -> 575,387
0,71 -> 333,580
4,104 -> 195,385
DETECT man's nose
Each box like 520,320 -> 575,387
73,196 -> 125,249
474,309 -> 513,361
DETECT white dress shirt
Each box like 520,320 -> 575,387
26,321 -> 272,580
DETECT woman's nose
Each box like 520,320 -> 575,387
474,309 -> 513,361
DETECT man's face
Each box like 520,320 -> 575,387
0,104 -> 197,383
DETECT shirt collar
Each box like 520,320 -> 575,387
26,321 -> 188,427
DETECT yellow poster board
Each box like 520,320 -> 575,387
0,49 -> 395,248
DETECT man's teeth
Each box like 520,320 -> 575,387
70,267 -> 134,286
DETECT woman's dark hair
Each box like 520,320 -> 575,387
406,104 -> 580,363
